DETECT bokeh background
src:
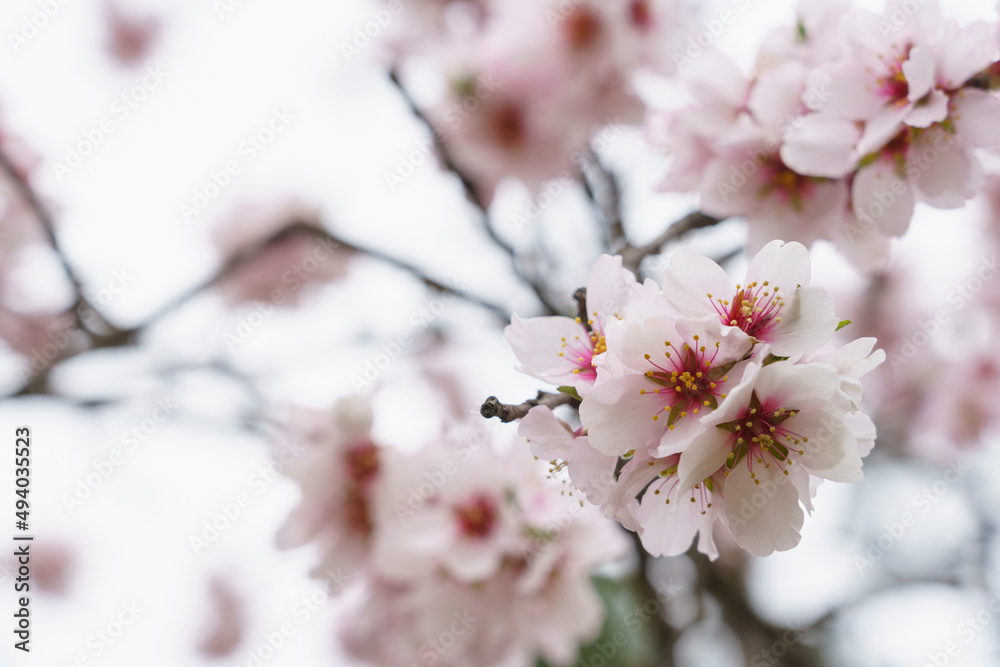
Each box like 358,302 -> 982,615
2,0 -> 1000,665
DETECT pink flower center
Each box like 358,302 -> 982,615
878,60 -> 911,105
638,335 -> 731,429
454,494 -> 498,538
759,159 -> 816,210
645,457 -> 720,515
629,0 -> 652,29
345,442 -> 380,485
560,320 -> 607,382
563,7 -> 602,50
489,102 -> 527,149
343,486 -> 374,535
709,280 -> 785,340
717,391 -> 806,483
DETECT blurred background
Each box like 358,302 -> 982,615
2,0 -> 1000,665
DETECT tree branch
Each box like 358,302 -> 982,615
387,69 -> 561,316
582,153 -> 626,250
618,212 -> 723,274
480,390 -> 578,422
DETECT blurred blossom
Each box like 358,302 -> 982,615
197,576 -> 245,658
276,397 -> 379,580
211,198 -> 352,306
30,542 -> 74,595
277,396 -> 628,666
650,0 -> 1000,269
103,2 -> 161,66
387,0 -> 690,205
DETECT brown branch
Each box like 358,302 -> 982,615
9,220 -> 511,398
480,390 -> 578,422
0,149 -> 83,294
582,153 -> 626,250
619,212 -> 724,274
573,287 -> 592,333
0,147 -> 116,339
695,555 -> 823,667
387,69 -> 561,316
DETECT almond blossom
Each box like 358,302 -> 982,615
660,240 -> 838,356
277,399 -> 628,666
505,253 -> 656,394
781,2 -> 1000,238
506,243 -> 884,558
275,398 -> 382,579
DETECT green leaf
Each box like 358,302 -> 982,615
836,319 -> 852,332
762,354 -> 789,366
556,386 -> 582,401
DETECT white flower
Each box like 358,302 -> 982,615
660,240 -> 839,356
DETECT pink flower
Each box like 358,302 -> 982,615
660,240 -> 839,356
275,398 -> 381,579
212,198 -> 351,307
505,254 -> 656,394
513,247 -> 883,559
340,423 -> 627,667
371,444 -> 531,583
519,405 -> 622,518
621,453 -> 727,559
580,311 -> 754,459
676,356 -> 880,556
781,4 -> 1000,237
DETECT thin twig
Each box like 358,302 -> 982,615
0,149 -> 83,293
619,212 -> 723,274
583,153 -> 626,250
132,221 -> 511,332
387,69 -> 561,316
480,390 -> 578,422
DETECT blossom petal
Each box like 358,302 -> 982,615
851,159 -> 915,237
767,286 -> 838,356
937,20 -> 997,89
784,409 -> 862,483
580,374 -> 669,456
817,63 -> 884,119
902,44 -> 936,102
660,250 -> 731,319
779,115 -> 861,178
520,406 -> 574,462
745,240 -> 812,294
857,105 -> 909,156
586,254 -> 637,328
754,361 -> 838,412
723,466 -> 804,557
911,129 -> 980,208
504,314 -> 592,386
905,89 -> 949,128
952,89 -> 1000,148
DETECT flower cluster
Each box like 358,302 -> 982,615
276,398 -> 628,666
649,0 -> 1000,268
388,0 -> 688,204
508,243 -> 884,557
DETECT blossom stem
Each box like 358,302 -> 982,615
387,69 -> 562,316
480,390 -> 578,422
619,212 -> 724,274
